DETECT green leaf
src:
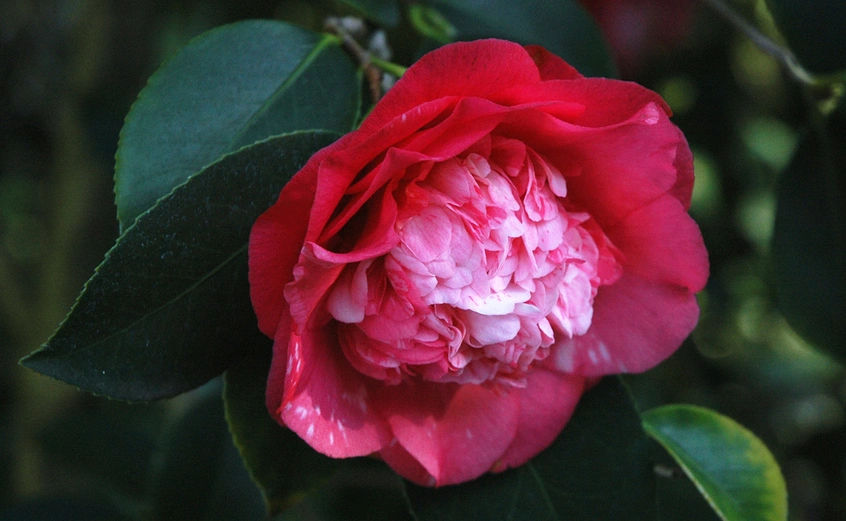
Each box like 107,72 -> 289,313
652,440 -> 722,521
22,131 -> 339,401
151,382 -> 266,521
424,0 -> 614,77
224,352 -> 341,516
115,20 -> 360,229
337,0 -> 401,27
405,377 -> 655,521
772,107 -> 846,359
642,405 -> 788,521
656,468 -> 723,521
408,4 -> 457,44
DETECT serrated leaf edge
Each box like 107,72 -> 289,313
113,20 -> 344,231
22,131 -> 340,399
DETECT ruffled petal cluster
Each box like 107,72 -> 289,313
327,142 -> 621,388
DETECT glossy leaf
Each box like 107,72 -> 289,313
426,0 -> 614,77
408,4 -> 457,44
115,20 -> 360,229
224,352 -> 340,516
642,405 -> 788,521
405,377 -> 655,521
337,0 -> 401,26
22,131 -> 339,401
772,107 -> 846,359
653,441 -> 722,521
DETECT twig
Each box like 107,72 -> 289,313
700,0 -> 815,85
325,18 -> 385,103
369,56 -> 408,79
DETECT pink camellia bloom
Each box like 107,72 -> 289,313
249,39 -> 708,487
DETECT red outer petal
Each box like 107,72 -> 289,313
387,98 -> 508,160
498,77 -> 671,128
377,442 -> 435,487
488,112 -> 682,232
524,44 -> 584,81
668,125 -> 695,209
282,244 -> 345,333
375,381 -> 521,486
359,40 -> 541,135
271,321 -> 392,458
606,194 -> 709,292
493,369 -> 585,471
550,273 -> 701,376
265,307 -> 291,412
305,98 -> 454,243
248,161 -> 318,337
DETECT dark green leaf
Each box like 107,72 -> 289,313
653,442 -> 722,521
643,405 -> 788,521
337,0 -> 401,27
22,131 -> 339,401
151,382 -> 265,521
115,20 -> 360,229
405,377 -> 655,521
772,107 -> 846,358
224,352 -> 341,516
425,0 -> 615,77
274,467 -> 413,521
767,0 -> 846,74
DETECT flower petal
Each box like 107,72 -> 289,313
537,105 -> 684,225
550,273 -> 701,376
273,322 -> 392,458
375,381 -> 521,486
524,44 -> 584,81
248,161 -> 318,337
494,368 -> 585,470
360,39 -> 541,135
606,194 -> 708,292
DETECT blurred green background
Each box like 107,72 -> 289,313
1,0 -> 844,519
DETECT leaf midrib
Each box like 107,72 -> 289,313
220,34 -> 339,156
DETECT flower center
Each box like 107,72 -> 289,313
327,139 -> 621,386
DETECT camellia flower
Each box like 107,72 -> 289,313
249,39 -> 708,486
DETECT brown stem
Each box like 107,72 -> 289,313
325,18 -> 384,103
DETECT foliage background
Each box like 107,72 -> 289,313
1,0 -> 843,519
